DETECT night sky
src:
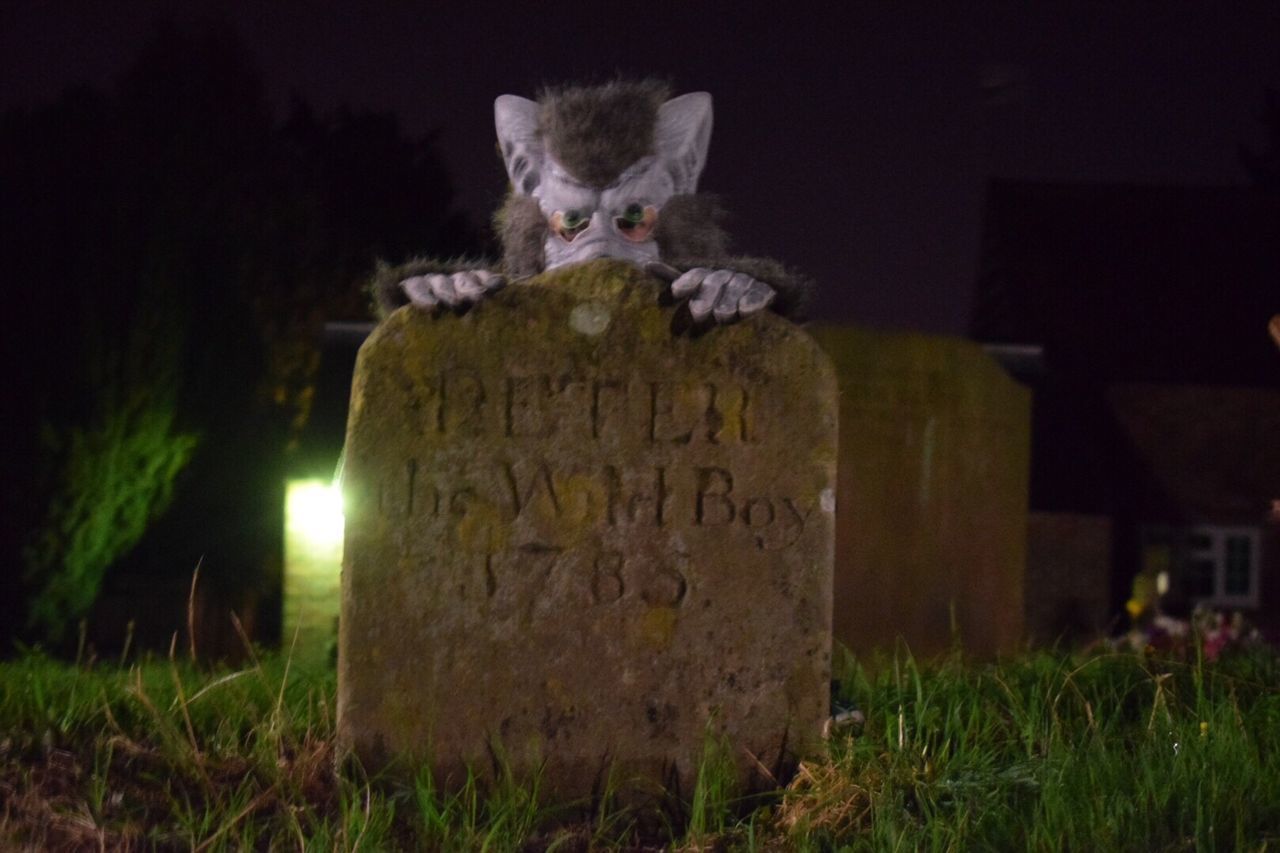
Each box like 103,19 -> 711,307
3,2 -> 1278,332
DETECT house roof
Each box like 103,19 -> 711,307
1107,383 -> 1280,522
973,181 -> 1280,387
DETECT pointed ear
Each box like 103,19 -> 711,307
495,95 -> 544,196
654,92 -> 713,194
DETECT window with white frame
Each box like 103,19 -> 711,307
1182,526 -> 1261,609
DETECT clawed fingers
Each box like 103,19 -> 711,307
687,269 -> 732,321
645,261 -> 682,283
402,265 -> 772,325
671,267 -> 711,299
451,271 -> 486,301
738,278 -> 776,315
475,270 -> 507,293
671,267 -> 777,325
401,271 -> 506,311
401,274 -> 443,309
713,273 -> 754,323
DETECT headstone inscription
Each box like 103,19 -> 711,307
337,260 -> 837,798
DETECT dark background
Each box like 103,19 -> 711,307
2,2 -> 1278,656
4,1 -> 1278,331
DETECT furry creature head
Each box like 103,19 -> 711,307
494,81 -> 713,271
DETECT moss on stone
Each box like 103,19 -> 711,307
810,324 -> 1031,660
340,259 -> 838,798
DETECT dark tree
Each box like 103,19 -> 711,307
0,80 -> 196,645
0,21 -> 478,653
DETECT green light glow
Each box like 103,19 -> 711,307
283,478 -> 344,666
286,479 -> 345,548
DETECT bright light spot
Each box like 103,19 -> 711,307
286,479 -> 345,550
1157,571 -> 1170,596
284,478 -> 344,666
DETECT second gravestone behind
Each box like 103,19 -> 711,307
338,260 -> 837,798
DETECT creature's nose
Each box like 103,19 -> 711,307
565,211 -> 613,246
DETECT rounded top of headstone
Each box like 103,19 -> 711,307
370,260 -> 834,390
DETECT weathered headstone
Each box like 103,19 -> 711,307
811,328 -> 1030,660
338,260 -> 837,798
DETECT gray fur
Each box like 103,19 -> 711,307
538,80 -> 669,187
375,81 -> 813,323
493,194 -> 547,279
653,194 -> 730,261
655,196 -> 811,319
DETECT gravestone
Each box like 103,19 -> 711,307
337,260 -> 837,798
811,327 -> 1030,660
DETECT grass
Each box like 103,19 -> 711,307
2,639 -> 1279,850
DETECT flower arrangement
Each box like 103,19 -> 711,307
1116,604 -> 1264,661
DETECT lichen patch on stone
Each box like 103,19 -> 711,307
338,260 -> 838,798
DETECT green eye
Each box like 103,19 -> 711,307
562,210 -> 586,230
614,204 -> 656,242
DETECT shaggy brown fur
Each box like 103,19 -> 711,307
370,81 -> 814,322
493,194 -> 547,279
653,193 -> 730,261
655,195 -> 814,319
538,80 -> 669,188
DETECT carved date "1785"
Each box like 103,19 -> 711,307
481,545 -> 689,613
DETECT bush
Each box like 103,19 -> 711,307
22,281 -> 197,642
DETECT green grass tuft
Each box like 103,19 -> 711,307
2,644 -> 1278,849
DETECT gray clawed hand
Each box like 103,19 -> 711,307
401,270 -> 506,310
403,265 -> 774,322
646,262 -> 775,324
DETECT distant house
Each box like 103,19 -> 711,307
973,180 -> 1280,639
